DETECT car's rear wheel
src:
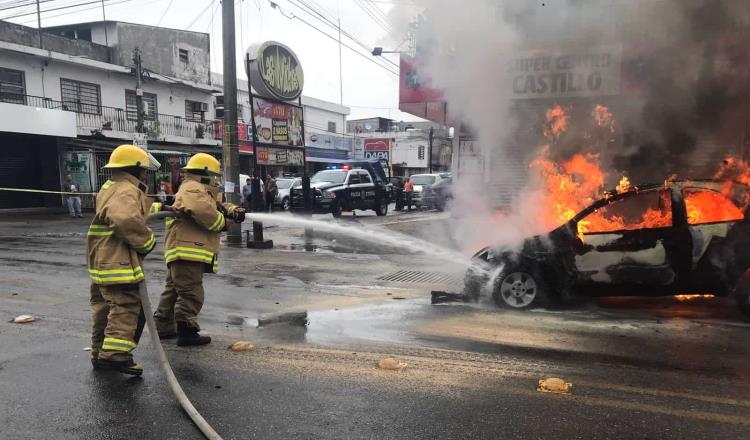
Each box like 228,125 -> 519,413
281,197 -> 290,211
374,198 -> 388,216
493,267 -> 547,310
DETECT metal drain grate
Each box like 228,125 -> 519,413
377,270 -> 463,286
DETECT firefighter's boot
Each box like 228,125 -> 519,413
96,358 -> 144,376
176,322 -> 211,347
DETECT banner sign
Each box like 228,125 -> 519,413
246,41 -> 304,101
510,46 -> 622,99
257,146 -> 304,166
306,132 -> 353,151
363,138 -> 389,160
252,97 -> 303,147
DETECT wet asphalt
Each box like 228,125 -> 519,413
1,208 -> 750,439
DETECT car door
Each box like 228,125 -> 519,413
681,185 -> 748,292
359,171 -> 377,208
346,172 -> 363,209
572,188 -> 686,295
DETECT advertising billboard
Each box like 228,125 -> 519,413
363,138 -> 390,161
252,97 -> 303,147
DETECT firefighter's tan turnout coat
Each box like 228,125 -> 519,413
165,173 -> 237,273
86,171 -> 158,284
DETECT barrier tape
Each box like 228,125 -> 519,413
0,187 -> 162,197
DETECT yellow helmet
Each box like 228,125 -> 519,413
183,153 -> 221,176
103,144 -> 160,171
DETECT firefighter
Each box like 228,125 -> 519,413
154,153 -> 245,346
88,144 -> 162,376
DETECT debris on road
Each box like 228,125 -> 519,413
229,341 -> 255,352
431,291 -> 470,304
258,311 -> 308,327
537,377 -> 572,394
12,314 -> 35,324
378,358 -> 407,371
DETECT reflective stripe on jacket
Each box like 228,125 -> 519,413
86,171 -> 156,285
164,173 -> 237,273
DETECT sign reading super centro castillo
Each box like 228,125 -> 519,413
246,41 -> 305,101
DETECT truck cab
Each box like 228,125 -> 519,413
290,164 -> 390,217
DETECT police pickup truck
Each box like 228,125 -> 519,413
290,160 -> 392,217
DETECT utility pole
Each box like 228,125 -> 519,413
35,0 -> 42,49
222,0 -> 242,245
428,127 -> 434,173
337,16 -> 343,105
101,1 -> 109,47
133,48 -> 145,134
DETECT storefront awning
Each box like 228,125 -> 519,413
305,157 -> 349,164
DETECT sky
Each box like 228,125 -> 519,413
1,0 -> 423,121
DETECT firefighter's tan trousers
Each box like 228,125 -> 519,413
154,260 -> 206,331
90,283 -> 145,362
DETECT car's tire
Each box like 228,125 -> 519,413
492,264 -> 548,310
374,198 -> 388,216
733,271 -> 750,321
281,197 -> 290,211
331,201 -> 343,218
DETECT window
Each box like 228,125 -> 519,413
410,175 -> 436,185
179,49 -> 189,64
125,90 -> 157,121
360,172 -> 372,184
327,121 -> 336,133
60,78 -> 101,114
684,189 -> 744,225
0,68 -> 25,104
185,100 -> 207,121
581,189 -> 672,234
348,173 -> 361,185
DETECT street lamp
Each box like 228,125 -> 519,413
371,47 -> 407,56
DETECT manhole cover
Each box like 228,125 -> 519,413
377,270 -> 463,286
255,263 -> 301,272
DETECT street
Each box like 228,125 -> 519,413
1,207 -> 749,439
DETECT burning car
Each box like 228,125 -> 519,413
464,180 -> 750,320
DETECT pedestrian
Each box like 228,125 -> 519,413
242,178 -> 252,209
265,173 -> 278,212
63,174 -> 83,218
162,177 -> 174,205
87,144 -> 162,376
404,177 -> 414,211
153,153 -> 245,346
156,180 -> 168,203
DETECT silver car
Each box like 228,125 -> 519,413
275,177 -> 300,210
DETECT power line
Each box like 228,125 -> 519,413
353,0 -> 393,35
4,0 -> 117,19
268,1 -> 398,76
286,0 -> 398,69
186,0 -> 215,30
14,0 -> 143,24
156,0 -> 173,26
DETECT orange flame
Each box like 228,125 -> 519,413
543,105 -> 569,141
591,104 -> 615,133
674,294 -> 715,301
615,176 -> 630,194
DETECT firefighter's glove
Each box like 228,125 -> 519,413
232,208 -> 246,223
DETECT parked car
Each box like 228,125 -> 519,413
464,180 -> 750,320
422,177 -> 452,211
275,177 -> 300,210
408,173 -> 446,208
290,164 -> 390,217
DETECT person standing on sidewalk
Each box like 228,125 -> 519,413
404,178 -> 414,211
265,174 -> 278,212
63,174 -> 83,218
88,144 -> 161,376
153,153 -> 245,346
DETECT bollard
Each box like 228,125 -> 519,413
246,177 -> 273,249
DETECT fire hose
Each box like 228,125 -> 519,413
142,211 -> 223,440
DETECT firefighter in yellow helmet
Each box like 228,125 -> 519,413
154,153 -> 245,346
88,144 -> 164,375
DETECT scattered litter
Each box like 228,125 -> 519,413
538,377 -> 572,394
12,314 -> 35,324
228,341 -> 255,352
431,290 -> 471,304
378,357 -> 407,371
83,347 -> 92,352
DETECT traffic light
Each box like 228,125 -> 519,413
418,145 -> 425,160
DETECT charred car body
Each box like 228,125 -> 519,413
465,180 -> 750,319
290,160 -> 392,217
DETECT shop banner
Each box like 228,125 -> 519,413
63,152 -> 92,192
257,146 -> 304,166
363,138 -> 389,161
306,132 -> 353,151
510,46 -> 622,99
252,97 -> 303,147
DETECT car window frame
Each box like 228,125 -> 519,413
348,172 -> 361,185
682,186 -> 746,226
574,187 -> 675,236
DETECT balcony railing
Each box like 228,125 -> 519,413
1,93 -> 218,141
